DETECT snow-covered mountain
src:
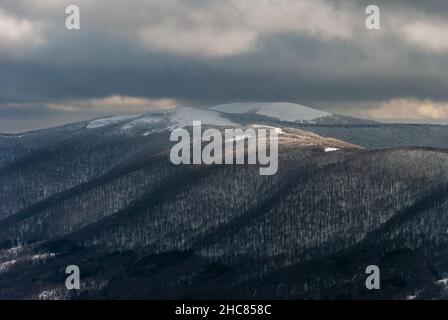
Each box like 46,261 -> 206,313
80,107 -> 360,155
86,107 -> 238,131
82,102 -> 375,137
2,104 -> 448,299
211,102 -> 331,122
210,102 -> 376,124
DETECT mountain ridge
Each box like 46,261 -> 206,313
1,104 -> 448,299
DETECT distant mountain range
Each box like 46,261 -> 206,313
1,103 -> 448,299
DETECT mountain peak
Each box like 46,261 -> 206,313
210,102 -> 332,123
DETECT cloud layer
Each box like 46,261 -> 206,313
0,8 -> 43,54
368,99 -> 448,122
1,0 -> 448,132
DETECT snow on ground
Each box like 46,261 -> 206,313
121,115 -> 166,131
85,104 -> 333,132
435,278 -> 448,285
210,102 -> 331,122
135,107 -> 238,132
38,289 -> 60,300
32,253 -> 56,261
88,107 -> 238,132
324,147 -> 340,152
0,260 -> 16,273
169,107 -> 238,128
87,115 -> 141,129
2,245 -> 23,256
0,251 -> 56,274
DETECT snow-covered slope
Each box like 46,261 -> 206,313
165,107 -> 238,128
87,115 -> 141,129
82,106 -> 359,151
210,102 -> 332,123
86,107 -> 238,132
81,102 -> 375,134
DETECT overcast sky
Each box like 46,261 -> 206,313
1,0 -> 448,132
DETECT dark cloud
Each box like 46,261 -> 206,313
0,0 -> 448,132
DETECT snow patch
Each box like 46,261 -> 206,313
87,115 -> 141,129
0,259 -> 16,273
88,107 -> 238,133
38,289 -> 59,300
169,107 -> 238,129
211,102 -> 331,123
435,278 -> 448,285
324,147 -> 340,152
121,115 -> 165,131
2,245 -> 23,256
32,253 -> 56,261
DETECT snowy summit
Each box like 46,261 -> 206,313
210,102 -> 332,123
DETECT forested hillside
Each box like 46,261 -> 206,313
1,110 -> 448,299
